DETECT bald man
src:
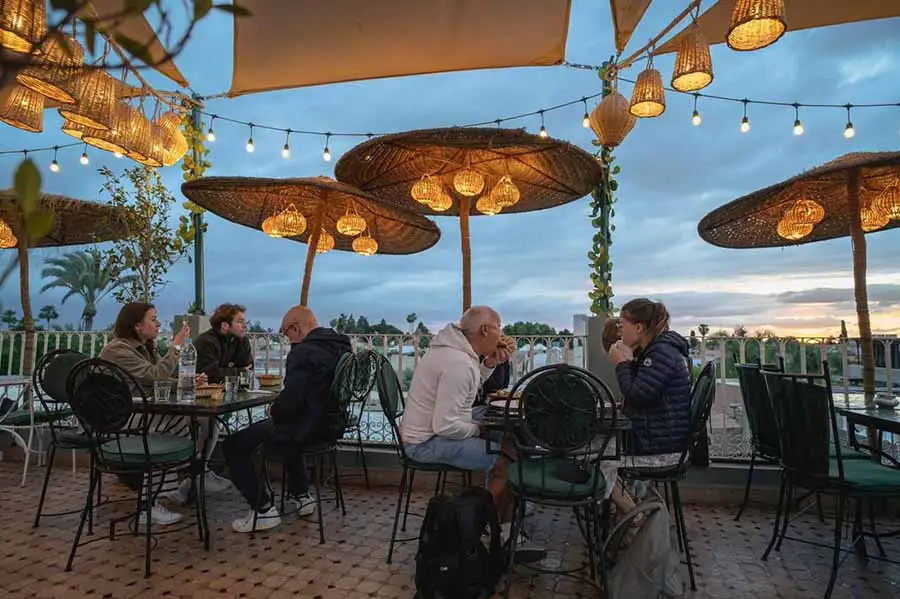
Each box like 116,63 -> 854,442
223,305 -> 351,533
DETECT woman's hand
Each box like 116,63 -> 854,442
174,322 -> 190,347
609,340 -> 634,365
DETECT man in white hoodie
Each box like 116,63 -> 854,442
400,306 -> 513,512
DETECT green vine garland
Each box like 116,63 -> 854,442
587,62 -> 620,317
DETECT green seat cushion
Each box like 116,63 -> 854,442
831,458 -> 900,493
831,446 -> 870,460
2,407 -> 74,426
99,434 -> 194,466
57,429 -> 92,449
507,457 -> 604,500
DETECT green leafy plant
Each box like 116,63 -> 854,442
98,166 -> 194,302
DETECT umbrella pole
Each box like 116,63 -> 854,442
846,171 -> 876,409
300,201 -> 325,306
16,234 -> 35,377
459,196 -> 472,313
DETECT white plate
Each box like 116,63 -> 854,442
490,399 -> 520,410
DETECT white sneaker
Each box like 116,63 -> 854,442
232,505 -> 281,533
138,502 -> 183,527
289,493 -> 317,517
165,478 -> 191,505
204,470 -> 232,493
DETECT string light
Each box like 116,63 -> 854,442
843,104 -> 855,139
206,116 -> 216,142
581,98 -> 590,128
740,99 -> 750,133
49,146 -> 59,172
691,93 -> 701,126
246,123 -> 255,153
322,133 -> 331,162
792,104 -> 803,136
538,110 -> 548,138
281,129 -> 291,158
80,143 -> 88,165
114,151 -> 123,159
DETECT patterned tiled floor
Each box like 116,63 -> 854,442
1,460 -> 898,599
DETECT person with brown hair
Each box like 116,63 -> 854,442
610,298 -> 692,467
194,303 -> 253,383
602,316 -> 620,353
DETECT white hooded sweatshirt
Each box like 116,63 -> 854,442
399,323 -> 494,445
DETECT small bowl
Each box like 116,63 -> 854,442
257,374 -> 283,388
874,393 -> 899,409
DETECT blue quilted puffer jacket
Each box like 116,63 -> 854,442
615,331 -> 692,456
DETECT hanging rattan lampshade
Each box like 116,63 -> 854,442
629,62 -> 666,118
16,34 -> 83,104
82,103 -> 131,155
589,86 -> 637,148
873,184 -> 900,221
61,118 -> 88,140
0,0 -> 45,53
0,217 -> 17,248
671,21 -> 713,92
776,218 -> 812,241
0,83 -> 43,132
315,229 -> 335,253
276,204 -> 307,236
785,198 -> 825,225
430,191 -> 452,212
490,175 -> 521,209
57,69 -> 117,130
261,214 -> 283,238
453,167 -> 485,196
156,111 -> 188,166
121,107 -> 155,166
411,174 -> 441,206
861,201 -> 889,232
726,0 -> 787,52
476,194 -> 501,215
352,232 -> 378,256
336,202 -> 366,236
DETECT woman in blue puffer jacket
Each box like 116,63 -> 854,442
610,298 -> 692,468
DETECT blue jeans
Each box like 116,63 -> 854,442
404,406 -> 501,472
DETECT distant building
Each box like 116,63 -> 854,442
573,314 -> 589,337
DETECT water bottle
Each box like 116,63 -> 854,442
178,338 -> 197,401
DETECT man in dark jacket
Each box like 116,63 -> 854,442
223,305 -> 351,533
195,303 -> 253,383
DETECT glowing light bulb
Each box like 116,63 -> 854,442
538,125 -> 548,138
582,113 -> 590,128
49,159 -> 59,172
793,120 -> 804,136
323,146 -> 331,162
844,122 -> 855,139
281,143 -> 290,158
207,129 -> 215,142
246,138 -> 255,153
740,116 -> 750,133
691,110 -> 701,126
80,152 -> 89,165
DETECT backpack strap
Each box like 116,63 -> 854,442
602,499 -> 665,565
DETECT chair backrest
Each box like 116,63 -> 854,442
66,358 -> 142,436
735,363 -> 781,459
373,353 -> 406,458
762,364 -> 840,486
33,349 -> 88,407
676,360 -> 717,467
329,350 -> 379,434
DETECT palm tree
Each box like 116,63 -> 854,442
40,250 -> 135,330
406,312 -> 418,334
38,305 -> 59,328
1,309 -> 18,329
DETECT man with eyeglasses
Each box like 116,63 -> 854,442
222,305 -> 351,533
195,303 -> 253,383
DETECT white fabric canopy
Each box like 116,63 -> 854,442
226,0 -> 572,97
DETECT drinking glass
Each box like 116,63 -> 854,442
239,370 -> 253,391
154,380 -> 173,402
224,376 -> 238,395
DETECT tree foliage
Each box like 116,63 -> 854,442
98,166 -> 194,303
38,305 -> 59,328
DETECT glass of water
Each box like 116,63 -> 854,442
224,376 -> 238,395
154,380 -> 173,402
239,370 -> 253,391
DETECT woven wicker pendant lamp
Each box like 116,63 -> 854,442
860,200 -> 889,232
475,194 -> 500,216
82,103 -> 131,155
0,83 -> 43,132
155,111 -> 188,166
589,78 -> 637,148
336,201 -> 366,236
0,218 -> 17,248
16,35 -> 83,104
0,0 -> 45,53
315,229 -> 335,254
58,69 -> 117,130
490,175 -> 521,209
776,218 -> 811,241
61,118 -> 88,140
629,58 -> 666,118
352,232 -> 378,256
727,0 -> 787,52
671,21 -> 713,92
122,107 -> 155,165
872,184 -> 900,221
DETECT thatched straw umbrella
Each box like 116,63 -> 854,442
180,176 -> 441,304
0,190 -> 131,375
335,127 -> 604,312
698,152 -> 900,406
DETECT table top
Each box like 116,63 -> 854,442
481,408 -> 631,431
0,376 -> 31,387
132,390 -> 277,416
837,407 -> 900,434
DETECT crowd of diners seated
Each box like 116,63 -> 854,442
96,297 -> 691,549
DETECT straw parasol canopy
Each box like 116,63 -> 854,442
698,152 -> 900,406
180,176 -> 441,304
0,190 -> 132,375
334,126 -> 603,311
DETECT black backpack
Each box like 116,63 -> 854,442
415,487 -> 505,599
